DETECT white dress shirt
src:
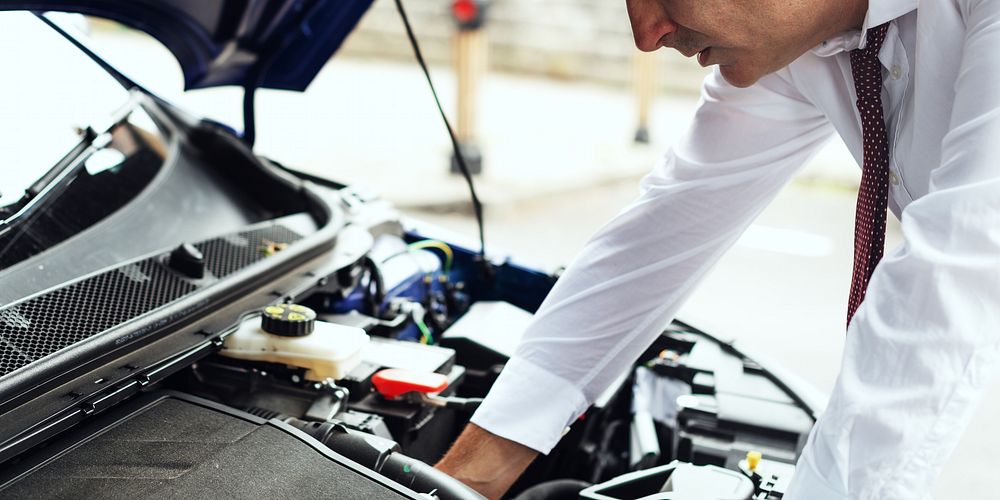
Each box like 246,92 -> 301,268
471,0 -> 1000,498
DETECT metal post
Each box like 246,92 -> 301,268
632,50 -> 657,144
450,0 -> 489,175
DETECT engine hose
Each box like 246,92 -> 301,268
378,453 -> 485,500
282,417 -> 484,500
511,479 -> 592,500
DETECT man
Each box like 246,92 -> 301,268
437,0 -> 1000,498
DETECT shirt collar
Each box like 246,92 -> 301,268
810,0 -> 917,57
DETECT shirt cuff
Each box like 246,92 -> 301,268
469,355 -> 589,454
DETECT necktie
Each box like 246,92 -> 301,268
846,23 -> 891,326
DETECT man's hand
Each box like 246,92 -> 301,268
435,423 -> 538,499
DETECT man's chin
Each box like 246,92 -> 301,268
718,65 -> 763,89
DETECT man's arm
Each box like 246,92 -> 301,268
435,424 -> 537,499
786,2 -> 1000,499
439,67 -> 833,497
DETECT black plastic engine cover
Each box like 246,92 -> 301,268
0,392 -> 418,499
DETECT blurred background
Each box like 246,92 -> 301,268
0,2 -> 995,496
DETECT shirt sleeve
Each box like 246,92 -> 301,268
470,67 -> 834,454
785,2 -> 1000,499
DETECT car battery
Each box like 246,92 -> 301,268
339,336 -> 457,401
338,336 -> 464,463
348,364 -> 466,464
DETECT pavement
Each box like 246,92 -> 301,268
87,26 -> 860,211
251,57 -> 861,210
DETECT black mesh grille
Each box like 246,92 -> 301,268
0,224 -> 303,377
0,259 -> 195,376
0,341 -> 30,375
196,225 -> 303,278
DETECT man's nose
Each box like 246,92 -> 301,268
629,10 -> 679,52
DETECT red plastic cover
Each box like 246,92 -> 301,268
372,368 -> 449,399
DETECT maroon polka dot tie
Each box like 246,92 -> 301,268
846,23 -> 891,326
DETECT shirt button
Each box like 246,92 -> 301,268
889,171 -> 900,185
890,65 -> 902,80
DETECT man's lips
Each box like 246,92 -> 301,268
697,47 -> 711,66
674,44 -> 713,65
673,44 -> 706,58
661,38 -> 721,67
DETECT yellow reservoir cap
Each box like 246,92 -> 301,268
261,303 -> 317,337
747,451 -> 762,472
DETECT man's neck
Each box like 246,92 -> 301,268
809,0 -> 869,47
798,0 -> 869,52
846,0 -> 870,31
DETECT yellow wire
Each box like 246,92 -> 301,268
408,240 -> 454,274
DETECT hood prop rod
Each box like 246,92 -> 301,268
394,0 -> 490,280
35,12 -> 146,94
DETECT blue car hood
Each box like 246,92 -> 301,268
3,0 -> 373,91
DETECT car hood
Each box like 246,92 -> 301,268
2,0 -> 373,91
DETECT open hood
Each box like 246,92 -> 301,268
2,0 -> 373,91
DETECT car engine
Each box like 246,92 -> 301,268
0,93 -> 816,500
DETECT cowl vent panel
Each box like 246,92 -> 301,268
0,224 -> 302,377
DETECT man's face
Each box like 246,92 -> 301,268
625,0 -> 846,88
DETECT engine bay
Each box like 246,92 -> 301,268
0,96 -> 815,499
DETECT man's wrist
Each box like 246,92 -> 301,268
435,423 -> 539,499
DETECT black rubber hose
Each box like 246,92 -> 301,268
511,479 -> 592,500
379,453 -> 485,500
285,418 -> 484,500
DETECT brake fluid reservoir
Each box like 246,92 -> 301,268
221,304 -> 368,381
